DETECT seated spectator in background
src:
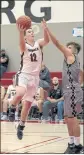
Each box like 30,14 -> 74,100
1,75 -> 19,120
42,77 -> 64,122
39,62 -> 51,90
0,49 -> 9,78
0,86 -> 5,117
31,87 -> 44,120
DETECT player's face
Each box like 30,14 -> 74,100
67,45 -> 77,54
26,28 -> 34,40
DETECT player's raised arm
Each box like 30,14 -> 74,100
42,20 -> 73,58
17,24 -> 26,53
37,19 -> 49,48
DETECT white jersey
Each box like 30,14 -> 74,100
7,85 -> 16,99
18,41 -> 42,76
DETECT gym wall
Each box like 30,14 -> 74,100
1,1 -> 83,72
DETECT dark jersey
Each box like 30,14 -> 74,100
62,55 -> 82,94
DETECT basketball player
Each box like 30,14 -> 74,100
9,19 -> 49,140
42,20 -> 83,154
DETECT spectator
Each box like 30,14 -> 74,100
42,77 -> 64,122
29,87 -> 44,120
0,86 -> 5,117
39,62 -> 51,90
1,75 -> 19,120
0,49 -> 9,78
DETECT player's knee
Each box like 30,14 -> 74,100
15,95 -> 22,101
68,117 -> 77,121
64,116 -> 68,123
66,117 -> 76,124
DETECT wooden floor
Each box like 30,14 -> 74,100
1,121 -> 83,154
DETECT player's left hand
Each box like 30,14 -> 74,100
16,24 -> 26,32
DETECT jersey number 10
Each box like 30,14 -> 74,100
30,53 -> 37,62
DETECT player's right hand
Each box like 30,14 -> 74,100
16,24 -> 26,32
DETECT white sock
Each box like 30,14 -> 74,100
15,111 -> 18,117
19,120 -> 25,126
74,137 -> 80,146
69,136 -> 74,144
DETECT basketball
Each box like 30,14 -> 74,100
16,15 -> 32,30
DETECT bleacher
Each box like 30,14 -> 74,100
1,72 -> 84,122
1,72 -> 62,88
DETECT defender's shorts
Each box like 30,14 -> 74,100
15,73 -> 39,102
64,90 -> 83,117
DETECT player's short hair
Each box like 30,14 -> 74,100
66,42 -> 81,54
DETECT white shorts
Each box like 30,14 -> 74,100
15,73 -> 39,102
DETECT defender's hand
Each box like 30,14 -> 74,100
41,19 -> 48,30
